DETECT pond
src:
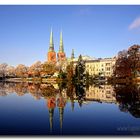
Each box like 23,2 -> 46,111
0,82 -> 140,136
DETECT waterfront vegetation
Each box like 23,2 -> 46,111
0,44 -> 140,85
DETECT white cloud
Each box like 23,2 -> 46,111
129,16 -> 140,30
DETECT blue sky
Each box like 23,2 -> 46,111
0,5 -> 140,66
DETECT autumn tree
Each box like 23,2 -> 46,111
15,64 -> 28,78
28,61 -> 42,77
113,45 -> 140,78
42,62 -> 56,77
127,45 -> 140,78
113,50 -> 131,78
66,61 -> 74,82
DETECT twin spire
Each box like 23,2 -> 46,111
49,29 -> 64,53
49,28 -> 54,52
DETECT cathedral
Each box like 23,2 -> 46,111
47,29 -> 66,63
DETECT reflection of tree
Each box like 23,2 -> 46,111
58,82 -> 67,94
66,82 -> 75,111
114,84 -> 140,118
0,82 -> 8,96
41,84 -> 58,98
15,83 -> 28,96
75,82 -> 86,107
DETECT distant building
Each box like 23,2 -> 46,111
73,56 -> 116,77
85,57 -> 116,77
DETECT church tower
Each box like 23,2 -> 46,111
57,31 -> 66,62
47,29 -> 56,63
71,49 -> 75,60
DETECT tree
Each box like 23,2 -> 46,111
66,61 -> 74,82
0,63 -> 8,79
15,64 -> 28,78
42,62 -> 56,77
74,55 -> 86,83
28,61 -> 42,77
6,66 -> 15,78
127,45 -> 140,78
114,51 -> 131,78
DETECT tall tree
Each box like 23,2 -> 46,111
75,55 -> 86,82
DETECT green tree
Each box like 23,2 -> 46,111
75,55 -> 86,83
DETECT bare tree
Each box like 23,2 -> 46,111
6,66 -> 15,78
0,63 -> 8,79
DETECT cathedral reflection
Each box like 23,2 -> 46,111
0,82 -> 140,131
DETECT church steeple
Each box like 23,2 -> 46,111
57,30 -> 66,62
49,28 -> 54,52
59,31 -> 64,53
47,28 -> 56,63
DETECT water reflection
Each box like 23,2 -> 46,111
0,82 -> 140,133
114,84 -> 140,118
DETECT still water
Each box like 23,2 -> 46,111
0,82 -> 140,135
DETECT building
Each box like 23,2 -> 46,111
73,56 -> 116,78
57,31 -> 66,62
85,57 -> 116,77
47,29 -> 116,77
47,29 -> 66,63
47,29 -> 56,63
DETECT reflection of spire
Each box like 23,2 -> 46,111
59,107 -> 64,130
57,97 -> 65,131
47,97 -> 56,132
49,108 -> 54,132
